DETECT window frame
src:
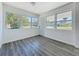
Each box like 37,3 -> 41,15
31,17 -> 38,27
21,16 -> 32,28
5,11 -> 38,29
56,11 -> 73,30
6,12 -> 21,29
46,15 -> 55,29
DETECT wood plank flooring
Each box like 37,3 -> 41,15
0,35 -> 79,56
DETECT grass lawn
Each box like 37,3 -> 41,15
57,27 -> 72,30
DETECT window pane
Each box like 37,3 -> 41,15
6,12 -> 20,29
57,11 -> 72,30
46,15 -> 55,29
32,17 -> 38,27
21,16 -> 31,28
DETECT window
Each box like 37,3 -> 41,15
6,12 -> 20,29
21,16 -> 31,28
56,11 -> 72,30
6,12 -> 38,29
46,15 -> 55,29
31,17 -> 38,27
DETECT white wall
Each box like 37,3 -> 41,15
73,3 -> 79,48
2,4 -> 39,44
44,29 -> 74,45
0,3 -> 3,47
3,28 -> 39,44
39,3 -> 75,46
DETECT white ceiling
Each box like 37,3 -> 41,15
4,2 -> 69,15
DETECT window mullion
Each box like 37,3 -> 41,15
31,17 -> 32,28
55,14 -> 57,29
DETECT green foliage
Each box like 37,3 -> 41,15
6,12 -> 20,29
6,12 -> 37,29
21,16 -> 30,26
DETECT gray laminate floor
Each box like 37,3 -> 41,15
0,35 -> 79,56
